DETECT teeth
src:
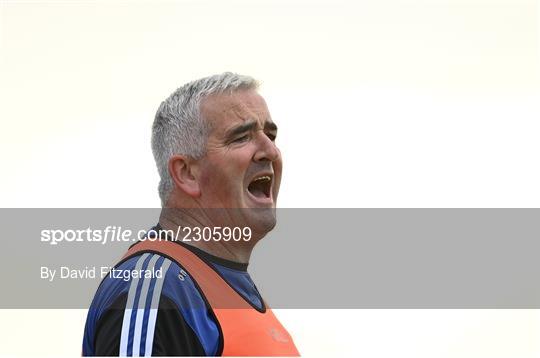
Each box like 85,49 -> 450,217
253,176 -> 271,182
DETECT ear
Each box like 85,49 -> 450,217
168,155 -> 201,198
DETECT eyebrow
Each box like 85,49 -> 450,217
225,120 -> 278,139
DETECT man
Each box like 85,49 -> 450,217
83,73 -> 299,356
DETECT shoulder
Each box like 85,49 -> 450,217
83,252 -> 221,356
90,253 -> 195,311
87,252 -> 209,327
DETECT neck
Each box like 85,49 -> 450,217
158,208 -> 259,264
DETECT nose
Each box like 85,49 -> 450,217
253,132 -> 280,163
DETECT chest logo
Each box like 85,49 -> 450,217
268,327 -> 289,343
178,269 -> 188,281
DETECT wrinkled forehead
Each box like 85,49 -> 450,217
200,89 -> 272,130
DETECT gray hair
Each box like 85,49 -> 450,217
151,72 -> 259,206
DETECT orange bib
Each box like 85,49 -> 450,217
123,240 -> 300,356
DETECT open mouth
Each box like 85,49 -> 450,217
247,175 -> 272,200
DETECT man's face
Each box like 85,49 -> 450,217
195,89 -> 282,232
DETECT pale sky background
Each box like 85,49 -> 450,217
1,0 -> 539,356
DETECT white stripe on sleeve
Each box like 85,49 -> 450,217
132,254 -> 160,357
119,253 -> 150,357
144,259 -> 172,357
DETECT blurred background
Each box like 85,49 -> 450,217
1,0 -> 539,356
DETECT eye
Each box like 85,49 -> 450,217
232,135 -> 249,143
266,133 -> 277,141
